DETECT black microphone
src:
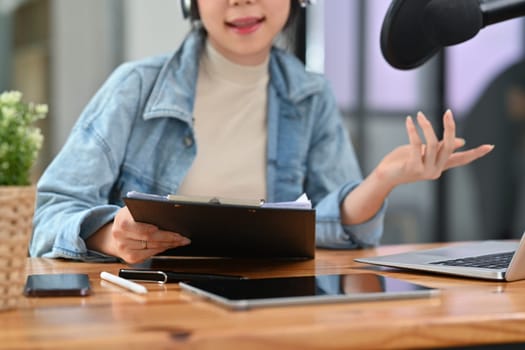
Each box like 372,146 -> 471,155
381,0 -> 525,70
423,0 -> 482,46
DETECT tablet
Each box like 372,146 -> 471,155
179,273 -> 439,310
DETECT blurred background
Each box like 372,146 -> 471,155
1,0 -> 524,245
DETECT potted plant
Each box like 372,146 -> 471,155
0,90 -> 47,185
0,90 -> 47,311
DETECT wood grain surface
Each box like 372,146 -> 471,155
2,243 -> 525,349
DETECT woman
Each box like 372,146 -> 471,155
31,0 -> 493,263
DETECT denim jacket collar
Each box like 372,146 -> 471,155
142,31 -> 203,124
142,29 -> 322,125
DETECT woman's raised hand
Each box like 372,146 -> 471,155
373,110 -> 494,188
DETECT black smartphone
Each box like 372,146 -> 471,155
23,273 -> 91,297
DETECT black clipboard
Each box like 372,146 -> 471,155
123,192 -> 316,259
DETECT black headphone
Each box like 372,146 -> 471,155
180,0 -> 315,20
180,0 -> 192,19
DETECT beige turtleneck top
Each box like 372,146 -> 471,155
177,41 -> 269,200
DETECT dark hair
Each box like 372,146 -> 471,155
188,0 -> 302,33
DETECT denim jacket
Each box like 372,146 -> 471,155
31,30 -> 385,261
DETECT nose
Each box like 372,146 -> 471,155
229,0 -> 254,6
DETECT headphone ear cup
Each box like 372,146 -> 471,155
180,0 -> 191,19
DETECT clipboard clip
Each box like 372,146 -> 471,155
208,197 -> 221,205
208,197 -> 265,206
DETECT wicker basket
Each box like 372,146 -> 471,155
0,186 -> 36,311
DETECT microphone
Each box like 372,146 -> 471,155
381,0 -> 525,70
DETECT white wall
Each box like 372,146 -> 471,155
123,0 -> 189,61
50,0 -> 118,156
49,0 -> 190,157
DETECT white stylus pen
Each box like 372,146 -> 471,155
100,271 -> 148,294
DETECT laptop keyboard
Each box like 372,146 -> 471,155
429,251 -> 514,269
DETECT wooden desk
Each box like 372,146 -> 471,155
2,243 -> 525,349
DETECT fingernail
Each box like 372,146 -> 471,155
181,237 -> 191,245
458,138 -> 466,145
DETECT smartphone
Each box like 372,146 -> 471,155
23,273 -> 91,297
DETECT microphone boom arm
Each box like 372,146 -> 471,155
481,0 -> 525,25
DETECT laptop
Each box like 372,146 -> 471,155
354,232 -> 525,281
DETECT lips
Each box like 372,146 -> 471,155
226,16 -> 265,34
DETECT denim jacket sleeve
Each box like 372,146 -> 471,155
304,80 -> 386,249
30,63 -> 146,262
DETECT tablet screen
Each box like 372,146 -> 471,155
179,273 -> 438,309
